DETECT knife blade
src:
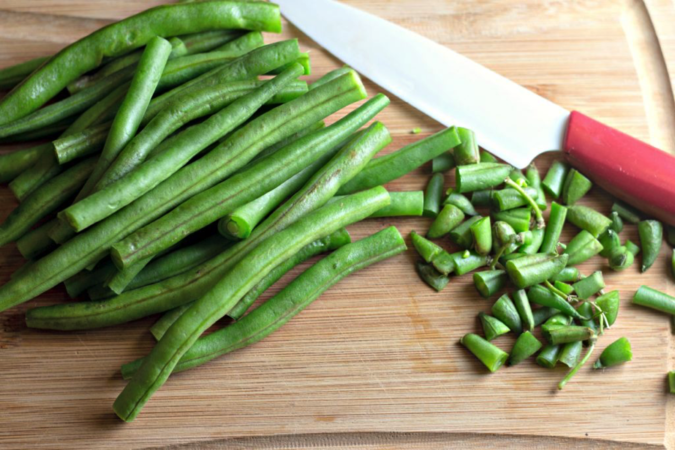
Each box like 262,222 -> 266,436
277,0 -> 675,224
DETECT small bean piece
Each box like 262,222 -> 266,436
455,163 -> 512,193
454,128 -> 479,165
479,150 -> 498,163
492,208 -> 531,233
540,202 -> 567,254
608,246 -> 634,271
492,294 -> 522,334
573,271 -> 605,300
550,267 -> 580,283
432,153 -> 455,173
528,285 -> 587,321
509,331 -> 543,366
625,240 -> 640,256
470,216 -> 492,256
577,302 -> 598,338
567,205 -> 612,238
460,333 -> 509,372
561,168 -> 592,205
633,286 -> 675,315
416,262 -> 449,292
427,204 -> 464,239
15,220 -> 57,260
471,190 -> 494,208
519,228 -> 545,255
492,187 -> 539,211
445,192 -> 478,216
369,191 -> 424,218
536,344 -> 562,369
593,337 -> 632,369
448,251 -> 487,276
473,270 -> 507,298
506,253 -> 569,289
609,211 -> 624,233
410,231 -> 444,263
512,289 -> 535,331
542,160 -> 569,198
532,307 -> 559,326
543,325 -> 594,345
598,230 -> 621,258
564,230 -> 604,266
612,201 -> 641,224
596,290 -> 620,326
526,163 -> 547,210
559,341 -> 583,368
638,220 -> 663,273
449,215 -> 483,249
479,313 -> 510,341
423,173 -> 445,218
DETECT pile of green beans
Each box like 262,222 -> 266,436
2,0 -> 674,422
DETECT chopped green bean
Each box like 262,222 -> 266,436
528,285 -> 587,320
608,246 -> 634,271
593,337 -> 631,369
633,286 -> 675,315
542,160 -> 569,198
492,294 -> 522,334
567,205 -> 612,238
444,192 -> 478,216
455,163 -> 511,193
449,215 -> 483,249
473,270 -> 507,298
479,313 -> 510,341
423,173 -> 445,218
598,230 -> 621,258
492,208 -> 531,233
596,290 -> 620,327
536,344 -> 562,369
612,201 -> 641,224
559,341 -> 583,367
638,220 -> 663,273
492,186 -> 539,212
561,169 -> 592,205
532,307 -> 559,326
432,152 -> 455,173
573,271 -> 605,300
460,333 -> 509,372
411,231 -> 444,263
564,230 -> 603,266
454,127 -> 479,165
506,253 -> 568,289
416,262 -> 449,291
427,204 -> 464,239
609,211 -> 623,233
471,190 -> 494,208
470,216 -> 492,256
509,331 -> 542,366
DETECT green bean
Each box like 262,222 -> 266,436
633,285 -> 675,315
492,294 -> 522,334
0,143 -> 53,184
543,325 -> 594,345
444,192 -> 478,216
422,173 -> 444,218
0,68 -> 131,139
470,216 -> 492,255
536,344 -> 562,368
577,302 -> 598,338
638,220 -> 663,273
228,229 -> 351,320
75,37 -> 173,201
310,67 -> 353,91
509,331 -> 542,366
15,220 -> 58,260
611,201 -> 641,224
539,202 -> 566,255
2,69 -> 372,313
479,150 -> 497,163
492,221 -> 516,259
64,85 -> 128,137
573,271 -> 605,300
67,37 -> 188,94
63,260 -> 117,299
0,56 -> 49,90
432,152 -> 455,173
429,251 -> 455,276
268,53 -> 311,76
460,333 -> 509,372
111,113 -> 390,270
528,285 -> 587,320
479,313 -> 510,341
492,208 -> 531,233
519,228 -> 544,255
561,168 -> 592,205
449,215 -> 483,249
416,262 -> 449,291
0,157 -> 96,247
593,337 -> 631,369
411,231 -> 443,263
124,225 -> 406,378
246,121 -> 326,166
566,205 -> 611,238
542,160 -> 569,198
559,341 -> 583,367
8,153 -> 62,202
426,204 -> 463,239
112,187 -> 391,422
53,122 -> 109,165
609,211 -> 623,233
450,251 -> 487,275
337,127 -> 459,195
550,267 -> 580,283
595,290 -> 619,327
506,253 -> 568,289
60,66 -> 309,232
471,190 -> 494,207
608,246 -> 634,271
532,307 -> 559,327
598,230 -> 620,258
512,289 -> 535,331
150,304 -> 192,341
0,2 -> 282,126
473,270 -> 506,298
369,191 -> 424,218
454,162 -> 511,193
181,30 -> 248,55
554,281 -> 574,297
454,127 -> 479,165
492,186 -> 539,211
23,97 -> 390,322
509,168 -> 528,186
564,230 -> 603,266
525,163 -> 547,210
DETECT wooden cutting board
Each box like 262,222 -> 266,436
1,0 -> 675,448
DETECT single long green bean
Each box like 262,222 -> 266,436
125,225 -> 404,378
0,157 -> 96,247
1,65 -> 368,313
540,202 -> 567,254
112,187 -> 391,422
0,2 -> 282,126
22,96 -> 389,322
61,66 -> 306,232
337,127 -> 460,195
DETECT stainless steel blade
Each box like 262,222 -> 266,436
276,0 -> 571,168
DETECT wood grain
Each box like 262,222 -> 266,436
1,1 -> 675,449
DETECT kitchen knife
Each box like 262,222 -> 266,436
276,0 -> 675,225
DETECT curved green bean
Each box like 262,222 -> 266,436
0,157 -> 96,247
0,2 -> 282,126
124,225 -> 403,379
112,187 -> 391,422
337,127 -> 460,195
21,95 -> 389,322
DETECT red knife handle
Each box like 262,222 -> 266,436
563,111 -> 675,226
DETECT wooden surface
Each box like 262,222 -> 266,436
1,0 -> 675,448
